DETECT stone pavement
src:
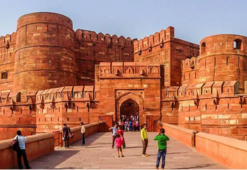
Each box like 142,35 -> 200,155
30,132 -> 226,169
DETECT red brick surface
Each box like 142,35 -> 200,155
0,12 -> 247,141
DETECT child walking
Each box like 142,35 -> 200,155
115,134 -> 124,157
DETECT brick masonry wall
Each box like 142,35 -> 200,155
74,30 -> 134,85
14,12 -> 77,92
1,12 -> 247,141
0,33 -> 16,91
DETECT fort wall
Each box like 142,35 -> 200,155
0,33 -> 16,91
0,12 -> 247,141
133,27 -> 199,87
74,30 -> 134,85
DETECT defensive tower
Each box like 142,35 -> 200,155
14,12 -> 77,92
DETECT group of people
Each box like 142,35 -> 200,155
109,123 -> 169,169
61,122 -> 86,148
119,115 -> 139,131
109,124 -> 125,157
13,121 -> 169,169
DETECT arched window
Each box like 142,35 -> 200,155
234,39 -> 242,50
201,42 -> 206,54
1,72 -> 7,79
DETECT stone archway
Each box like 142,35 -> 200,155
120,99 -> 139,120
116,92 -> 144,126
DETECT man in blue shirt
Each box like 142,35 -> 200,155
109,124 -> 118,148
13,130 -> 31,169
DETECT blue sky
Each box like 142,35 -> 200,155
0,0 -> 246,44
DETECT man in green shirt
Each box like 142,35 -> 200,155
154,128 -> 169,169
141,124 -> 148,157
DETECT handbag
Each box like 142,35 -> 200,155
123,141 -> 126,148
12,136 -> 20,152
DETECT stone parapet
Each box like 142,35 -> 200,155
196,132 -> 247,169
0,132 -> 54,169
162,123 -> 197,147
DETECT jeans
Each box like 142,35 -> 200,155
64,137 -> 70,148
17,149 -> 31,169
81,133 -> 85,144
156,149 -> 167,168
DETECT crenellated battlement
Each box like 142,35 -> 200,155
75,29 -> 133,47
98,62 -> 160,78
181,57 -> 198,72
133,26 -> 174,53
36,85 -> 97,104
0,32 -> 16,46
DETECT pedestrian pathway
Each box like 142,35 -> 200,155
30,132 -> 226,169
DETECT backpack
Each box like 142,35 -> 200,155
12,136 -> 20,152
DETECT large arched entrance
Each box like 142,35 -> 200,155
116,92 -> 144,127
120,99 -> 139,121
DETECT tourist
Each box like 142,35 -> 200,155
13,130 -> 31,169
109,124 -> 118,148
81,122 -> 86,145
117,126 -> 126,148
118,120 -> 122,129
129,120 -> 133,131
141,124 -> 148,157
135,120 -> 139,131
121,120 -> 125,130
154,128 -> 170,169
62,123 -> 72,148
125,119 -> 129,131
115,134 -> 124,157
132,115 -> 135,121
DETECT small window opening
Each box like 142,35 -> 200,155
234,39 -> 242,50
201,42 -> 206,54
1,72 -> 7,79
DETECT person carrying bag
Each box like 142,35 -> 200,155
12,130 -> 31,169
12,136 -> 20,152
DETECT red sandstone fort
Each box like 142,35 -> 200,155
0,12 -> 247,141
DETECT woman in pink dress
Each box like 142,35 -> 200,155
117,126 -> 126,148
115,134 -> 124,157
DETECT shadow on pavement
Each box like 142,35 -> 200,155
29,150 -> 80,169
125,146 -> 143,149
168,152 -> 188,155
30,132 -> 107,169
72,132 -> 107,147
176,164 -> 215,169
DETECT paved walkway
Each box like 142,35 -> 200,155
30,132 -> 226,169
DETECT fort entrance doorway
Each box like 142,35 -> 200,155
120,99 -> 139,122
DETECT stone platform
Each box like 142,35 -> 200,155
30,132 -> 226,169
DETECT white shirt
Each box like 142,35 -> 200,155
81,125 -> 86,134
14,135 -> 27,150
